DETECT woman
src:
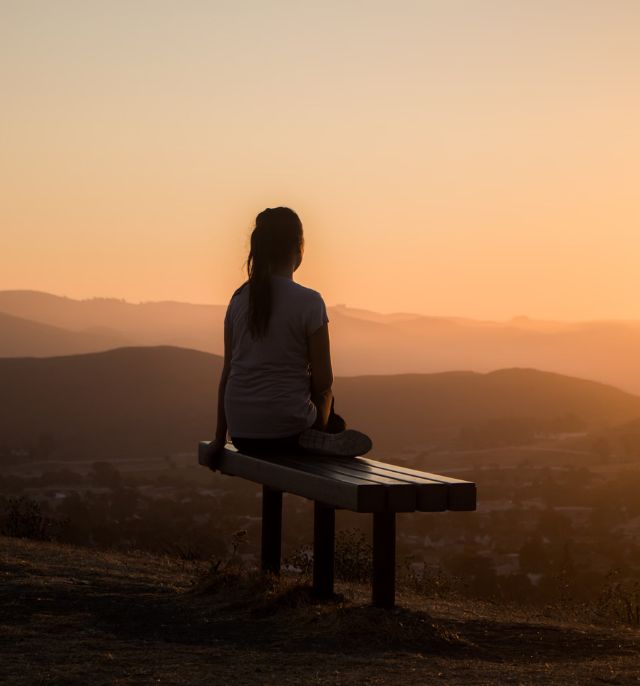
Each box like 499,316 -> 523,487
208,206 -> 372,460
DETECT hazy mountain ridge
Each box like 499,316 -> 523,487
0,310 -> 131,357
1,345 -> 640,461
0,289 -> 226,349
1,289 -> 640,394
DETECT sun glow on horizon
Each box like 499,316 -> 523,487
2,1 -> 639,320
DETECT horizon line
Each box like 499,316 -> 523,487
0,287 -> 639,325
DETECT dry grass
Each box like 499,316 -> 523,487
1,535 -> 639,685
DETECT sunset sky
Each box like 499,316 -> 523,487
1,1 -> 638,320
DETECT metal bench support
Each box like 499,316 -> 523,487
372,511 -> 396,608
313,502 -> 335,598
261,485 -> 282,574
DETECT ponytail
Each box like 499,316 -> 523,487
247,224 -> 272,339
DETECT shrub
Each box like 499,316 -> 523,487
1,496 -> 62,541
594,572 -> 640,626
335,528 -> 372,582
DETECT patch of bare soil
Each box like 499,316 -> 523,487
1,536 -> 638,685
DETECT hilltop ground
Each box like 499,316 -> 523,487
1,536 -> 638,686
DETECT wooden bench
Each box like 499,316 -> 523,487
198,442 -> 476,608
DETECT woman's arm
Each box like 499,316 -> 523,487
212,315 -> 233,450
307,322 -> 334,430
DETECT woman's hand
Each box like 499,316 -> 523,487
203,437 -> 227,466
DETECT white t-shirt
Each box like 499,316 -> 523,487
223,275 -> 329,438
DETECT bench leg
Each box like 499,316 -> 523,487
261,486 -> 282,575
313,502 -> 335,599
372,512 -> 396,608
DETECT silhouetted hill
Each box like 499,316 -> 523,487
1,536 -> 638,685
2,346 -> 640,461
0,310 -> 131,357
334,368 -> 640,448
3,289 -> 640,395
0,346 -> 221,460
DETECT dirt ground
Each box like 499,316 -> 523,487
1,536 -> 639,685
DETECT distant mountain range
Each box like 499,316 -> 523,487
0,290 -> 226,354
2,346 -> 639,461
0,310 -> 132,357
1,289 -> 640,394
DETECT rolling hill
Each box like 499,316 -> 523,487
0,289 -> 226,353
2,289 -> 640,395
0,310 -> 131,357
2,346 -> 640,462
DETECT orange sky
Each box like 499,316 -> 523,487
1,1 -> 639,320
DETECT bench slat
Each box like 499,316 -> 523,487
309,456 -> 449,512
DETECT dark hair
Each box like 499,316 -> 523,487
247,207 -> 304,339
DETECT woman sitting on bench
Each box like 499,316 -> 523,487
209,206 -> 372,460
